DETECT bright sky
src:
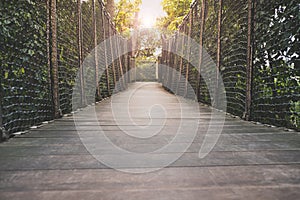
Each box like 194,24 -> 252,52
115,0 -> 166,28
139,0 -> 166,27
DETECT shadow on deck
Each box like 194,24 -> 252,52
0,82 -> 299,200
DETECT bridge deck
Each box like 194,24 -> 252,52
0,82 -> 299,200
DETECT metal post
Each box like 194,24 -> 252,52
119,41 -> 125,85
46,0 -> 52,117
215,0 -> 222,108
108,22 -> 117,87
77,0 -> 86,107
184,11 -> 193,98
176,25 -> 186,95
165,39 -> 172,89
115,35 -> 125,90
92,0 -> 100,100
160,35 -> 165,83
170,33 -> 179,91
133,53 -> 137,83
244,0 -> 254,120
156,59 -> 159,80
171,32 -> 178,89
100,5 -> 110,95
50,0 -> 60,118
196,0 -> 207,101
127,54 -> 131,83
167,37 -> 175,90
0,72 -> 5,140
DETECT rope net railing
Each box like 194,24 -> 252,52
160,0 -> 299,130
0,0 -> 131,138
1,0 -> 52,135
252,0 -> 299,129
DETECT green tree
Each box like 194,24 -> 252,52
114,0 -> 142,37
157,0 -> 192,33
136,29 -> 161,60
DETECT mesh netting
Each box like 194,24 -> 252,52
252,0 -> 300,129
1,0 -> 130,137
221,0 -> 248,117
57,0 -> 79,114
1,0 -> 53,134
161,0 -> 299,130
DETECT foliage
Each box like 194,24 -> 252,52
114,0 -> 142,37
57,0 -> 80,113
156,0 -> 192,34
252,0 -> 300,129
218,0 -> 248,116
0,0 -> 52,133
136,29 -> 161,60
135,29 -> 161,82
162,0 -> 299,130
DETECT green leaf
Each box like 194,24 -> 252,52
28,50 -> 35,56
4,71 -> 9,79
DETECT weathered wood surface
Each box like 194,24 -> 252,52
0,82 -> 299,200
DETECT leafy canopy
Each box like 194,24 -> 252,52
114,0 -> 142,37
156,0 -> 192,34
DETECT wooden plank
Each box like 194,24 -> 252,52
0,82 -> 299,200
0,166 -> 299,200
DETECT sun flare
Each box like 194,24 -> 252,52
141,16 -> 156,28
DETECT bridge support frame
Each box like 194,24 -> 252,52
196,0 -> 207,101
49,0 -> 61,118
244,0 -> 255,120
0,77 -> 5,141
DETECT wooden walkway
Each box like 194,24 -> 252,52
0,82 -> 299,200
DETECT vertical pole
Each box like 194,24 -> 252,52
100,5 -> 110,95
156,60 -> 159,80
125,37 -> 131,83
126,37 -> 131,83
164,35 -> 169,85
170,33 -> 179,91
165,39 -> 172,89
171,33 -> 178,89
171,37 -> 176,89
127,54 -> 131,83
50,0 -> 60,118
0,70 -> 4,140
163,34 -> 168,85
196,0 -> 207,101
133,57 -> 136,82
115,35 -> 125,90
125,43 -> 129,85
245,0 -> 254,120
119,41 -> 126,85
77,0 -> 86,106
167,37 -> 175,90
92,0 -> 100,100
159,56 -> 162,82
184,12 -> 193,98
46,0 -> 52,116
160,35 -> 165,83
176,25 -> 186,95
119,37 -> 125,88
108,22 -> 117,87
215,0 -> 222,108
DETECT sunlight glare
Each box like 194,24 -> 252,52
141,16 -> 156,28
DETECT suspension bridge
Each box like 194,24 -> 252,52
0,0 -> 299,199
